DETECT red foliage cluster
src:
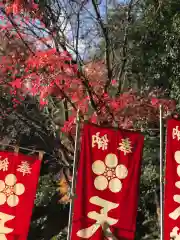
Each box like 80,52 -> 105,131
0,43 -> 176,133
2,0 -> 38,15
2,47 -> 179,132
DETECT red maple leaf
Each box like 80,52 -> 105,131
10,78 -> 22,89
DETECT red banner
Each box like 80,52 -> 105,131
71,123 -> 144,239
164,119 -> 180,239
0,151 -> 41,240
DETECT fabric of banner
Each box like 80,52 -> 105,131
164,119 -> 180,239
0,151 -> 41,240
71,123 -> 144,239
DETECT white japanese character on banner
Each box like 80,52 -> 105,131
0,174 -> 25,207
169,195 -> 180,220
170,227 -> 180,240
92,153 -> 128,193
0,212 -> 15,240
117,138 -> 132,155
0,157 -> 9,172
92,132 -> 109,150
173,126 -> 180,141
169,151 -> 180,220
77,196 -> 119,239
17,161 -> 31,176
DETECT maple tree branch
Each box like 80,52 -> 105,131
63,99 -> 69,121
116,0 -> 134,95
40,24 -> 100,115
21,20 -> 52,49
57,139 -> 74,166
78,71 -> 99,113
39,2 -> 67,52
0,8 -> 35,55
75,11 -> 80,63
59,139 -> 74,156
92,0 -> 112,93
13,1 -> 99,117
54,83 -> 78,112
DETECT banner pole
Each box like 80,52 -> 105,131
159,104 -> 164,240
67,109 -> 80,240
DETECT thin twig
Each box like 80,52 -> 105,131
92,0 -> 112,92
117,0 -> 134,95
0,8 -> 35,55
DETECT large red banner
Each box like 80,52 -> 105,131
71,123 -> 144,239
0,151 -> 41,240
164,119 -> 180,239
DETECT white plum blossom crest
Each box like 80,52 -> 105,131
92,153 -> 128,193
0,174 -> 25,207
